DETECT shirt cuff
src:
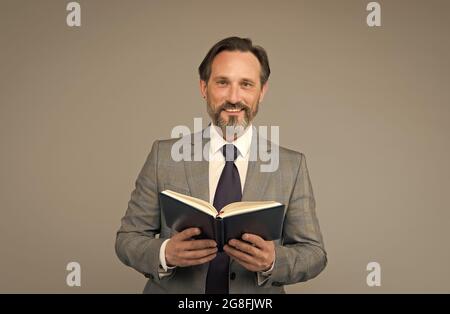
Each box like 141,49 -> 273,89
257,258 -> 275,286
159,239 -> 176,278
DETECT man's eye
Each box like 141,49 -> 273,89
217,81 -> 227,86
242,82 -> 253,88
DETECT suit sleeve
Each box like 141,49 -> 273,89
260,152 -> 327,287
115,140 -> 171,281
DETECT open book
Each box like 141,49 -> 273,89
159,189 -> 285,251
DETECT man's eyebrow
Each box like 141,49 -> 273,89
211,76 -> 257,84
241,78 -> 256,84
212,76 -> 230,81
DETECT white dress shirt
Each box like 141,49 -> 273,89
158,124 -> 273,284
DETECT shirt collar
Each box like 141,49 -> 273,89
209,123 -> 253,159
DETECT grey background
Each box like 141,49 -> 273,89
0,0 -> 449,292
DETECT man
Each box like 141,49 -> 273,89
115,37 -> 327,294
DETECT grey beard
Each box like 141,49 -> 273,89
206,101 -> 258,138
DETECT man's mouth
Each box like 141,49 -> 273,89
223,108 -> 243,113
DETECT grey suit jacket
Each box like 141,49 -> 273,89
115,129 -> 327,293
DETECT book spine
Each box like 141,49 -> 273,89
214,218 -> 224,252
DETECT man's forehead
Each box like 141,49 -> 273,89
210,51 -> 261,79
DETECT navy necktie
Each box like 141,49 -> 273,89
205,144 -> 242,294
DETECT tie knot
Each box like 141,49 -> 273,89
222,144 -> 238,162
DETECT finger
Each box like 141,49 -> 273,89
230,256 -> 259,272
228,239 -> 259,257
181,252 -> 217,267
175,227 -> 201,241
183,239 -> 217,250
180,247 -> 218,260
223,244 -> 257,265
224,245 -> 271,272
242,233 -> 266,249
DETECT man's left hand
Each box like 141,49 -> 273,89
223,233 -> 275,272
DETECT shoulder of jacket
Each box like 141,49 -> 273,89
278,145 -> 305,164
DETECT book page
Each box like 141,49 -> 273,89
219,201 -> 282,218
161,190 -> 217,217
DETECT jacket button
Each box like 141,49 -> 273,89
230,272 -> 236,280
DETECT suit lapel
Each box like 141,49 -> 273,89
184,129 -> 210,202
242,127 -> 272,202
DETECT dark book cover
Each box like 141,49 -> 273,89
159,192 -> 285,251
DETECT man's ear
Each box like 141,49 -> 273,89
259,81 -> 269,103
199,80 -> 207,99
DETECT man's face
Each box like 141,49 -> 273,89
200,51 -> 268,137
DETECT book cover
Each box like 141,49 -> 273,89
159,190 -> 285,251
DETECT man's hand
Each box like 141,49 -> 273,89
165,227 -> 217,267
223,233 -> 275,272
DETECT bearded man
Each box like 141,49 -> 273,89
115,37 -> 327,294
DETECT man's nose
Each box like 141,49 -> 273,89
227,84 -> 241,104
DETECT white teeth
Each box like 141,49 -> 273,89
225,108 -> 241,112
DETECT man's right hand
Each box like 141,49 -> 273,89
165,227 -> 217,267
